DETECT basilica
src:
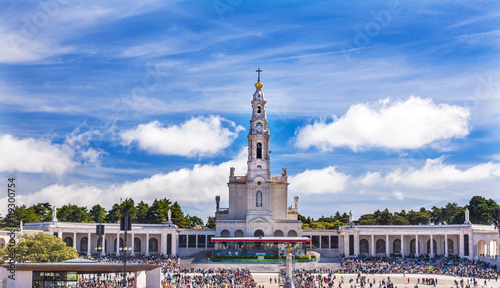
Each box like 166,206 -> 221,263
1,74 -> 499,264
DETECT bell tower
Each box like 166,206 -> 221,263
247,68 -> 271,181
217,69 -> 302,238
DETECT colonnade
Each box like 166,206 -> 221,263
345,232 -> 473,258
56,229 -> 176,256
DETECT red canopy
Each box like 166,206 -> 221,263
211,236 -> 311,243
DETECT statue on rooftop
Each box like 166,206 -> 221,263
52,206 -> 58,222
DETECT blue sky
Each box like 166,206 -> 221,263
1,0 -> 499,221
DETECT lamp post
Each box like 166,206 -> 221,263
96,223 -> 105,256
120,245 -> 132,285
120,214 -> 131,288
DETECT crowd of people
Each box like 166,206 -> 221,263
163,268 -> 257,288
71,254 -> 499,287
74,254 -> 257,287
336,255 -> 499,279
75,254 -> 181,287
292,272 -> 398,288
286,256 -> 499,288
76,276 -> 135,288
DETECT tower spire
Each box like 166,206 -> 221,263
248,68 -> 270,180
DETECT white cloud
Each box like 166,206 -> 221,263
65,125 -> 105,167
4,149 -> 247,217
295,96 -> 470,151
393,191 -> 404,200
0,0 -> 171,63
289,157 -> 500,207
0,134 -> 76,175
357,172 -> 383,186
289,166 -> 349,195
385,156 -> 500,188
0,124 -> 105,175
120,116 -> 244,157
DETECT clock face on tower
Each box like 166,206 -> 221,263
256,123 -> 262,129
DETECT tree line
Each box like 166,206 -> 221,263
2,195 -> 498,230
300,196 -> 500,229
1,198 -> 207,229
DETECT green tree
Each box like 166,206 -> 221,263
323,220 -> 346,229
443,203 -> 461,224
106,204 -> 122,223
339,212 -> 349,224
89,204 -> 107,223
359,214 -> 376,225
430,206 -> 444,225
309,222 -> 325,229
205,216 -> 216,229
407,210 -> 430,225
170,201 -> 187,228
186,214 -> 204,228
0,233 -> 77,263
448,206 -> 465,224
298,214 -> 310,225
146,198 -> 172,224
359,219 -> 377,225
57,205 -> 90,222
392,215 -> 409,225
468,196 -> 500,225
136,201 -> 150,223
377,209 -> 393,225
121,198 -> 137,220
30,203 -> 52,222
3,205 -> 40,226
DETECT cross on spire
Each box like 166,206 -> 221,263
256,68 -> 262,82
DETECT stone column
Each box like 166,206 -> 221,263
171,233 -> 177,256
415,235 -> 419,256
371,235 -> 375,256
354,232 -> 359,256
161,232 -> 167,256
87,232 -> 91,256
459,231 -> 464,257
131,233 -> 135,256
101,234 -> 106,256
73,232 -> 77,251
401,235 -> 404,257
116,232 -> 120,256
430,234 -> 434,257
146,233 -> 150,255
444,234 -> 448,257
343,235 -> 349,256
469,233 -> 474,260
386,235 -> 390,256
